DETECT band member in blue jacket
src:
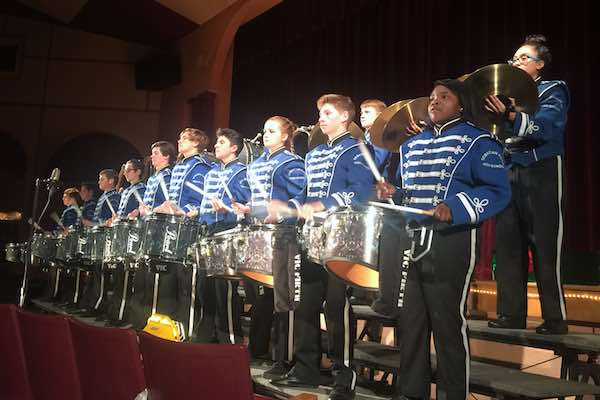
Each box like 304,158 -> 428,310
59,188 -> 82,229
270,94 -> 373,400
115,159 -> 146,218
360,99 -> 389,172
137,141 -> 177,216
378,79 -> 510,400
152,128 -> 215,330
196,128 -> 250,344
79,182 -> 97,222
233,116 -> 307,379
486,34 -> 570,335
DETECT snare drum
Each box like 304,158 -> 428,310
139,213 -> 200,265
55,227 -> 80,265
322,205 -> 385,290
236,224 -> 298,287
5,242 -> 25,263
30,232 -> 58,265
301,213 -> 327,264
199,227 -> 242,280
104,218 -> 143,264
89,226 -> 109,264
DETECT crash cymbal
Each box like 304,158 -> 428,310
369,97 -> 431,153
308,121 -> 364,150
0,211 -> 22,221
464,64 -> 538,139
457,72 -> 471,82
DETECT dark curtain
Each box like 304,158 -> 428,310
230,0 -> 599,253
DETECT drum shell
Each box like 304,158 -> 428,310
322,206 -> 385,290
89,226 -> 109,264
199,227 -> 241,279
76,227 -> 93,262
30,233 -> 58,264
238,140 -> 263,165
236,224 -> 297,287
139,213 -> 200,264
105,219 -> 143,264
55,228 -> 80,265
5,242 -> 25,263
301,216 -> 326,264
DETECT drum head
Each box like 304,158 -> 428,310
240,271 -> 274,287
325,260 -> 379,290
239,140 -> 263,164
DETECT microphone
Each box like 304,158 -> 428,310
42,168 -> 61,184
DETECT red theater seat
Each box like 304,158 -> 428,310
69,318 -> 146,400
139,332 -> 267,399
0,304 -> 33,400
17,309 -> 82,400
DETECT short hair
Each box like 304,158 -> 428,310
125,159 -> 144,171
316,94 -> 356,126
99,169 -> 118,186
151,141 -> 177,165
360,99 -> 387,113
216,128 -> 244,156
523,34 -> 552,68
180,127 -> 210,152
63,187 -> 81,205
267,116 -> 297,149
80,182 -> 96,193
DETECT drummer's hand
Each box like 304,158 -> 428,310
267,200 -> 292,218
186,208 -> 199,218
231,201 -> 250,215
263,214 -> 280,224
211,197 -> 229,213
406,119 -> 426,136
376,181 -> 396,200
128,209 -> 140,219
138,204 -> 150,216
300,202 -> 324,221
81,218 -> 93,227
432,203 -> 452,223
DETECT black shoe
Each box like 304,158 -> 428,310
535,320 -> 568,335
271,371 -> 320,388
487,315 -> 526,329
328,385 -> 355,400
262,361 -> 291,381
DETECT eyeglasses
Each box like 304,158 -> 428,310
507,53 -> 541,66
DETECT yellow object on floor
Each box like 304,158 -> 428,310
143,313 -> 185,342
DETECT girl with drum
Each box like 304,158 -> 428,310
232,116 -> 307,380
59,188 -> 82,231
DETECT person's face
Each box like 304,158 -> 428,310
62,193 -> 71,206
79,186 -> 90,201
262,119 -> 288,151
428,85 -> 462,125
214,136 -> 238,161
319,103 -> 348,137
360,106 -> 380,129
177,133 -> 197,156
123,162 -> 141,183
98,174 -> 113,192
509,44 -> 544,79
150,147 -> 169,169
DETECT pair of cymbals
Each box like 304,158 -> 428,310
369,97 -> 431,153
463,63 -> 538,139
307,121 -> 364,150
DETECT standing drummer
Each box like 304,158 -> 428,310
360,99 -> 389,172
233,116 -> 307,379
378,79 -> 510,400
196,128 -> 250,344
153,128 -> 215,332
269,94 -> 372,400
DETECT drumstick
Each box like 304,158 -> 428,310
49,212 -> 66,230
72,203 -> 82,218
105,195 -> 117,216
368,201 -> 435,216
220,177 -> 235,202
131,186 -> 146,208
358,141 -> 395,205
27,218 -> 47,233
157,173 -> 171,202
184,181 -> 207,197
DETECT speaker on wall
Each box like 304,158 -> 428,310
135,54 -> 181,91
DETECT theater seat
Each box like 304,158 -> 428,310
139,332 -> 268,399
0,304 -> 33,400
17,309 -> 82,400
69,318 -> 146,400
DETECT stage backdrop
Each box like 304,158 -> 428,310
230,0 -> 598,261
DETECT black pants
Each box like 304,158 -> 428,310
293,259 -> 355,388
79,263 -> 108,312
246,280 -> 293,362
399,227 -> 476,400
495,156 -> 567,321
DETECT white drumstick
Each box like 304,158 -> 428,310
368,201 -> 434,216
131,186 -> 146,208
27,218 -> 46,232
157,173 -> 170,202
72,203 -> 82,218
49,212 -> 66,230
220,177 -> 234,202
105,195 -> 117,216
358,141 -> 395,205
184,181 -> 207,197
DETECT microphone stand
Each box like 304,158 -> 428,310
18,178 -> 57,307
